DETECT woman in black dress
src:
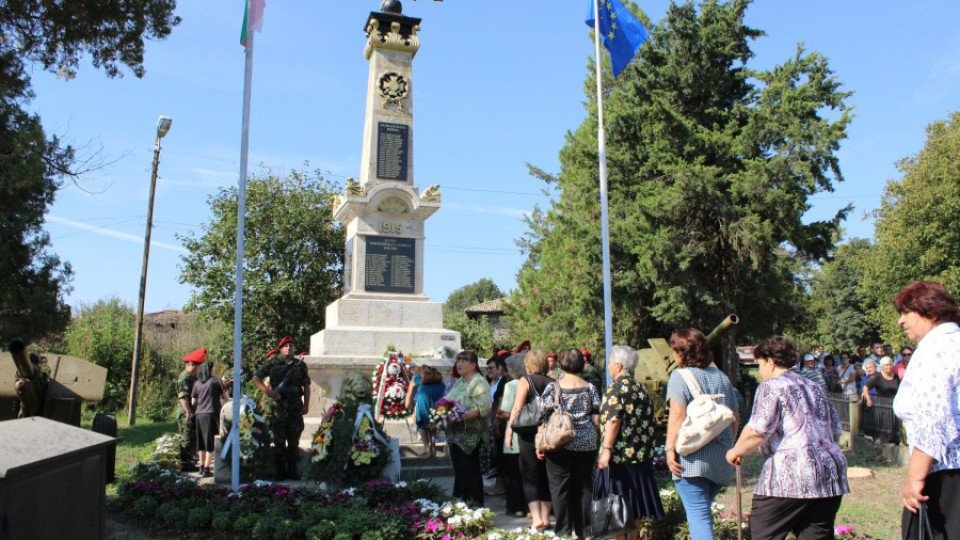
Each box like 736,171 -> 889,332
861,356 -> 900,406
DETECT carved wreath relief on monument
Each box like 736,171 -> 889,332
377,196 -> 410,214
378,72 -> 409,112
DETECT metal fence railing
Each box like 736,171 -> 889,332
860,395 -> 901,442
827,392 -> 851,431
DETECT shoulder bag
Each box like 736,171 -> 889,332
511,376 -> 544,436
535,382 -> 575,451
675,368 -> 735,456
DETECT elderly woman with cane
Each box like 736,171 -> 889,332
727,336 -> 849,540
892,281 -> 960,540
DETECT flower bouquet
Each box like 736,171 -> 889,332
428,398 -> 465,431
350,414 -> 383,466
310,403 -> 342,462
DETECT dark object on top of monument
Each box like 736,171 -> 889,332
380,0 -> 444,15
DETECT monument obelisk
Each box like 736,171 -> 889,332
307,2 -> 460,396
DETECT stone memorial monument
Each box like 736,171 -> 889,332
307,3 -> 460,396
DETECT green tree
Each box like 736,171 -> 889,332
807,238 -> 878,351
512,0 -> 852,350
0,2 -> 180,343
178,168 -> 344,363
442,279 -> 505,353
861,111 -> 960,343
62,298 -> 139,413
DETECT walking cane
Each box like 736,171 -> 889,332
735,464 -> 743,540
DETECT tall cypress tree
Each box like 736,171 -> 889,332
511,0 -> 852,352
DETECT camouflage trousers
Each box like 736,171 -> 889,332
267,410 -> 304,464
177,411 -> 197,465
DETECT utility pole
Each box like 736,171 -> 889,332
128,115 -> 172,426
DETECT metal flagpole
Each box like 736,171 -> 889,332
593,0 -> 615,389
231,0 -> 256,492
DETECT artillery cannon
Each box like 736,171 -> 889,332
633,314 -> 740,425
0,341 -> 107,425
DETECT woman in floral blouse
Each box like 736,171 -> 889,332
598,345 -> 665,539
443,349 -> 491,506
727,336 -> 848,540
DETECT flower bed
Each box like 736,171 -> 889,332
113,463 -> 499,540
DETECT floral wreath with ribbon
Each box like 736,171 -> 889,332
371,350 -> 413,420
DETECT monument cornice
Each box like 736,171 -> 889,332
333,182 -> 440,223
364,12 -> 421,59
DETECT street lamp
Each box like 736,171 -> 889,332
128,115 -> 172,426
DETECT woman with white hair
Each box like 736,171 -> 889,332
861,356 -> 900,407
597,345 -> 665,539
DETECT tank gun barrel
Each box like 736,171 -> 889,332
705,314 -> 739,346
9,341 -> 35,378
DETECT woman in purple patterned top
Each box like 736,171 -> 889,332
727,336 -> 849,540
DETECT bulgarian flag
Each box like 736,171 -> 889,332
240,0 -> 265,48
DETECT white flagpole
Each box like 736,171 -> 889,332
593,0 -> 615,389
231,0 -> 256,492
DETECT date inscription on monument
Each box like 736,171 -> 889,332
376,122 -> 409,181
364,236 -> 415,294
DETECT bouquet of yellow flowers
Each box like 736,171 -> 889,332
350,415 -> 382,466
310,403 -> 342,463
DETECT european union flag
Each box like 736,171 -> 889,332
586,0 -> 649,78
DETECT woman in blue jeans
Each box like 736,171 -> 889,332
665,328 -> 740,540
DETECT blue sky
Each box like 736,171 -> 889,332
34,0 -> 960,315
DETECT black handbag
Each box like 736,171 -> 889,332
591,467 -> 635,538
902,501 -> 934,540
510,376 -> 542,436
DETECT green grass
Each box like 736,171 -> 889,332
85,414 -> 177,493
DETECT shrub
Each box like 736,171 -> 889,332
186,506 -> 212,529
305,519 -> 337,540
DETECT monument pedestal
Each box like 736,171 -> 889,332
305,7 -> 459,403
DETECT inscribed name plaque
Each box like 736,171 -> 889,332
364,236 -> 415,293
376,122 -> 409,181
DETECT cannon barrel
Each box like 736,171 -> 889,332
705,314 -> 739,346
9,340 -> 36,378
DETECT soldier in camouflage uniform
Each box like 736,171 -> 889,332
580,348 -> 606,392
547,352 -> 565,380
253,336 -> 310,480
177,348 -> 206,472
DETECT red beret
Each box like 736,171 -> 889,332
277,336 -> 295,349
547,352 -> 558,359
515,340 -> 531,353
183,348 -> 207,364
580,348 -> 592,359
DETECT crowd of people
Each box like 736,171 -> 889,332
797,340 -> 913,406
175,279 -> 959,540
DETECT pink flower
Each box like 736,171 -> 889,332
836,525 -> 854,535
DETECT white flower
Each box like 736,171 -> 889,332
394,480 -> 408,488
448,515 -> 462,525
487,533 -> 502,540
253,479 -> 273,487
341,487 -> 356,496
